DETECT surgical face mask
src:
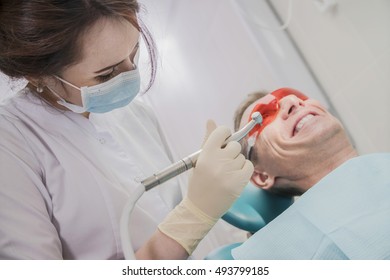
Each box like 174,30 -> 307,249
52,67 -> 140,114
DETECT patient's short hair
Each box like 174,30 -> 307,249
233,91 -> 267,164
233,91 -> 268,132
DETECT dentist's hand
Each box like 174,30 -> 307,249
158,120 -> 254,255
188,120 -> 254,219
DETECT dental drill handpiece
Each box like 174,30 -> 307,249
141,112 -> 263,191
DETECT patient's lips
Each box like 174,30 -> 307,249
293,113 -> 315,136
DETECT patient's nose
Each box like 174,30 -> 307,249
279,95 -> 304,120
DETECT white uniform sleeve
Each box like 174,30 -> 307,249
0,115 -> 62,259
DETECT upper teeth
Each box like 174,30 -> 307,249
295,114 -> 314,134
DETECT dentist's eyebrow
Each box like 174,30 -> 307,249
94,42 -> 139,74
94,60 -> 124,74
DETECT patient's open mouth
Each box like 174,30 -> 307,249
293,114 -> 315,136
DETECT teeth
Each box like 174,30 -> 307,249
294,114 -> 314,134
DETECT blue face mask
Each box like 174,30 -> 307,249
52,67 -> 140,113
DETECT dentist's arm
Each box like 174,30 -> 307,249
136,121 -> 254,259
136,229 -> 188,259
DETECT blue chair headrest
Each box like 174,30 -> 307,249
222,183 -> 294,233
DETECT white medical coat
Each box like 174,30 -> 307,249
0,89 -> 183,259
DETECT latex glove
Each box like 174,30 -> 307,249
158,120 -> 254,255
188,120 -> 254,218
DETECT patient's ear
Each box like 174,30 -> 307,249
250,170 -> 275,190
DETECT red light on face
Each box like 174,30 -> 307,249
247,88 -> 308,137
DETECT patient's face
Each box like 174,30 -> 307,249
241,89 -> 347,189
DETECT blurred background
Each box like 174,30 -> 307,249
1,0 -> 389,156
136,0 -> 390,158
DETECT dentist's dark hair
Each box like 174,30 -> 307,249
0,0 -> 156,91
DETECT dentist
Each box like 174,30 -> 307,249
0,0 -> 253,259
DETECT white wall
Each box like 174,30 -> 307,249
269,0 -> 390,154
1,1 -> 388,155
137,0 -> 326,161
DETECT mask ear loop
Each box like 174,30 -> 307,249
53,75 -> 81,91
46,77 -> 86,113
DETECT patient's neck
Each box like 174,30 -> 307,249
303,145 -> 358,192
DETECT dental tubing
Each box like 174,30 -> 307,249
120,112 -> 263,259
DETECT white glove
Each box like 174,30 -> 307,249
158,120 -> 254,255
188,120 -> 254,219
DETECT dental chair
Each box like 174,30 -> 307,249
204,183 -> 294,259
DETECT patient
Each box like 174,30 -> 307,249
234,88 -> 357,196
231,88 -> 390,259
